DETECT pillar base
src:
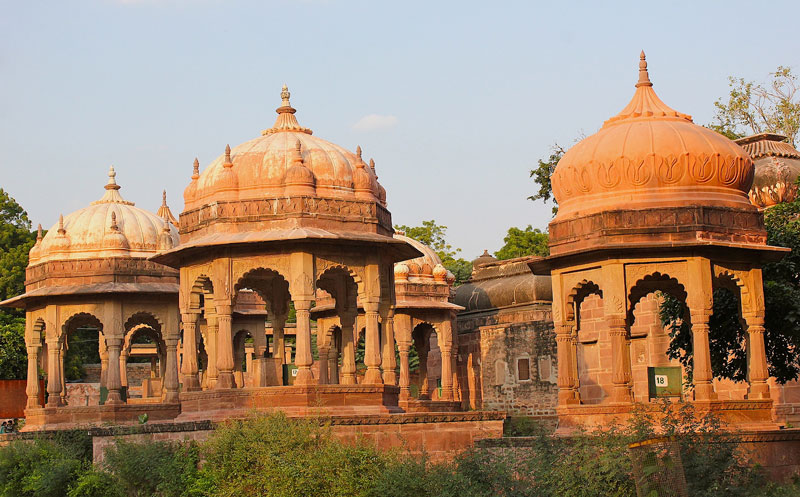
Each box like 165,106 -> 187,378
182,376 -> 201,392
105,391 -> 123,405
215,372 -> 235,389
294,368 -> 314,385
748,383 -> 771,400
363,368 -> 383,385
610,386 -> 633,404
694,383 -> 718,401
340,375 -> 357,385
382,371 -> 398,386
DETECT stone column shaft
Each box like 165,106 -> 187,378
608,317 -> 633,404
381,312 -> 398,385
363,303 -> 383,385
181,313 -> 201,391
398,342 -> 411,400
294,300 -> 314,385
105,337 -> 124,405
745,315 -> 770,399
555,323 -> 579,405
46,341 -> 63,407
340,314 -> 357,385
439,320 -> 454,401
164,337 -> 180,402
119,351 -> 129,389
215,305 -> 235,389
691,311 -> 717,401
26,346 -> 40,409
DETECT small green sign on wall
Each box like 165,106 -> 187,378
647,367 -> 682,399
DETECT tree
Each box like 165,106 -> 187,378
712,66 -> 800,146
660,187 -> 800,383
394,220 -> 472,285
0,189 -> 37,379
494,225 -> 549,260
528,143 -> 565,216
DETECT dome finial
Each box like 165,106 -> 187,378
292,140 -> 304,163
105,165 -> 120,191
110,211 -> 119,230
192,158 -> 200,180
162,189 -> 167,207
369,158 -> 376,172
356,145 -> 362,159
36,223 -> 43,241
636,50 -> 652,88
224,144 -> 233,168
281,84 -> 291,107
58,214 -> 65,235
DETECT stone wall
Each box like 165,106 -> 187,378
457,303 -> 557,419
90,412 -> 505,463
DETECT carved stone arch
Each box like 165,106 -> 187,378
61,312 -> 104,342
315,259 -> 367,300
188,274 -> 214,312
31,318 -> 46,346
566,279 -> 603,322
713,267 -> 751,311
123,323 -> 156,354
234,267 -> 291,313
123,324 -> 165,358
316,265 -> 362,312
626,272 -> 688,328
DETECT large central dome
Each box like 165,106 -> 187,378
184,85 -> 384,211
551,52 -> 755,223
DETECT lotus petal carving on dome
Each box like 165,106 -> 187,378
657,155 -> 684,184
625,156 -> 654,186
689,153 -> 715,183
718,155 -> 740,187
596,159 -> 623,189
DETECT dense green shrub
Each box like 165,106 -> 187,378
66,470 -> 123,497
102,440 -> 199,497
198,412 -> 388,497
0,439 -> 85,497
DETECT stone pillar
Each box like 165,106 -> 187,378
691,310 -> 716,401
26,345 -> 40,409
340,312 -> 357,385
555,323 -> 579,405
59,342 -> 67,405
398,341 -> 411,400
272,314 -> 286,366
294,299 -> 314,385
99,331 -> 109,390
381,309 -> 398,385
363,302 -> 383,385
318,344 -> 330,385
417,337 -> 429,399
46,339 -> 63,407
206,316 -> 219,389
163,337 -> 180,403
105,337 -> 124,404
215,304 -> 235,389
608,316 -> 633,403
745,314 -> 770,399
440,320 -> 454,401
180,313 -> 201,391
328,346 -> 339,384
119,350 -> 129,389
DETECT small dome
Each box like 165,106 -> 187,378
394,262 -> 410,281
433,264 -> 447,282
551,52 -> 754,223
473,249 -> 497,268
34,167 -> 179,263
737,133 -> 800,209
284,140 -> 316,195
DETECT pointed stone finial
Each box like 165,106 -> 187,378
110,211 -> 119,230
58,214 -> 65,234
292,140 -> 304,164
105,165 -> 121,190
281,84 -> 291,107
36,224 -> 43,241
192,158 -> 200,180
636,50 -> 652,88
369,158 -> 376,172
356,145 -> 362,159
162,190 -> 167,206
224,144 -> 233,168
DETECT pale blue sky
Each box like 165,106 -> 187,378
1,0 -> 798,258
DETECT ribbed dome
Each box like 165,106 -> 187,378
31,167 -> 179,263
551,52 -> 755,223
737,133 -> 800,209
184,85 -> 385,210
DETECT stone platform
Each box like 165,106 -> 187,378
22,403 -> 181,431
177,384 -> 403,421
556,399 -> 776,434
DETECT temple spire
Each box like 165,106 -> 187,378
157,190 -> 179,227
636,50 -> 652,88
105,165 -> 120,191
281,84 -> 291,108
36,224 -> 42,241
58,214 -> 65,235
192,158 -> 200,180
262,84 -> 312,136
224,144 -> 233,168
